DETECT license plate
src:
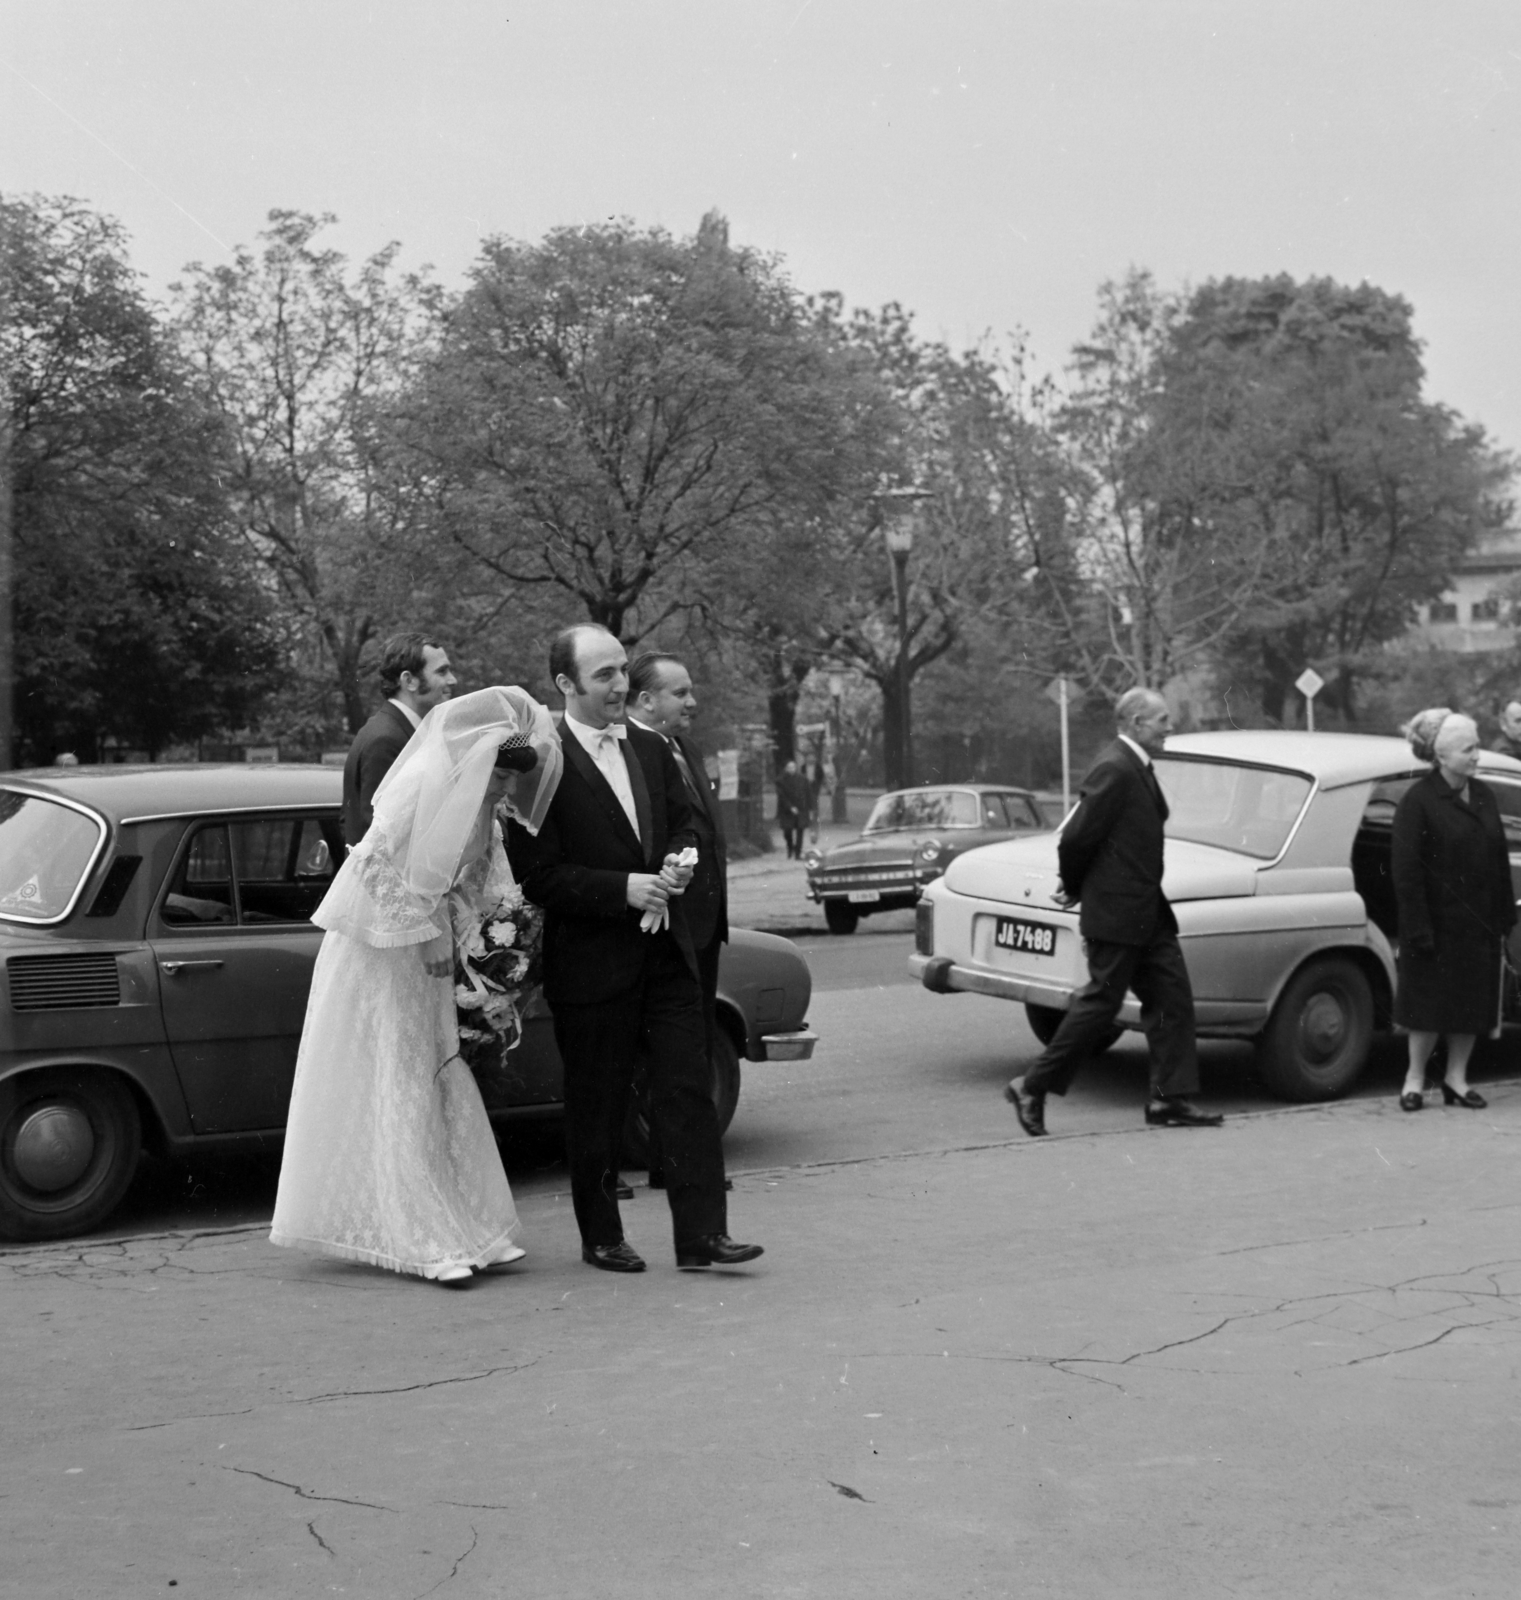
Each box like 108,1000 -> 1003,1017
994,916 -> 1057,956
847,890 -> 881,904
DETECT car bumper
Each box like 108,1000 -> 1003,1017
907,953 -> 1271,1035
760,1027 -> 818,1061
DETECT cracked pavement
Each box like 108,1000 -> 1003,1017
6,1086 -> 1521,1597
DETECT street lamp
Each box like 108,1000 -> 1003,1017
872,488 -> 930,789
827,672 -> 847,823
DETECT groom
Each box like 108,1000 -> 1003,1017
505,624 -> 762,1274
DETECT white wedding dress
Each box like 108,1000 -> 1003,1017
271,687 -> 561,1281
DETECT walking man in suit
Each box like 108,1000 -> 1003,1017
341,632 -> 457,848
627,652 -> 730,1191
505,624 -> 762,1274
1005,687 -> 1222,1136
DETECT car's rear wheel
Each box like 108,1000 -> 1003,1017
621,1024 -> 743,1169
1258,957 -> 1373,1101
1024,1002 -> 1122,1055
824,901 -> 859,935
0,1067 -> 142,1241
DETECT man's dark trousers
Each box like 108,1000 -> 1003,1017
1023,933 -> 1198,1099
554,933 -> 726,1246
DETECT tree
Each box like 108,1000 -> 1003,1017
406,213 -> 859,647
172,210 -> 444,736
1169,275 -> 1513,721
3,193 -> 279,762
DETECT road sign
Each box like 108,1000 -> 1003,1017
1044,676 -> 1076,706
1294,668 -> 1325,700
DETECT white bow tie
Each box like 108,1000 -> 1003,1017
593,724 -> 627,748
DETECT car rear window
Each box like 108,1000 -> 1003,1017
864,790 -> 980,832
1155,759 -> 1312,860
0,790 -> 107,923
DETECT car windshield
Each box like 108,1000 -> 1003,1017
0,790 -> 106,922
864,790 -> 980,832
1154,758 -> 1313,860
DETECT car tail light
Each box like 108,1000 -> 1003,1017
915,898 -> 934,956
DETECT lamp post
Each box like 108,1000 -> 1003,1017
828,672 -> 847,823
872,488 -> 929,789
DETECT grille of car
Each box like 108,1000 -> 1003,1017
7,953 -> 121,1011
812,866 -> 914,886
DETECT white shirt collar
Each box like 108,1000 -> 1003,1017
388,697 -> 422,731
563,709 -> 625,748
626,713 -> 666,742
1117,733 -> 1152,769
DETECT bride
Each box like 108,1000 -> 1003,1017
271,686 -> 562,1284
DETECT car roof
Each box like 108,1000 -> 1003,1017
1160,730 -> 1521,789
878,783 -> 1037,798
0,763 -> 343,822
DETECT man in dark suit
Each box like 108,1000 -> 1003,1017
341,632 -> 457,848
1491,700 -> 1521,760
1005,688 -> 1222,1136
505,624 -> 762,1274
626,652 -> 730,1191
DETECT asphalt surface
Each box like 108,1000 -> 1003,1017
9,925 -> 1521,1597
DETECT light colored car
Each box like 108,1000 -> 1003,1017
0,764 -> 818,1240
910,731 -> 1521,1100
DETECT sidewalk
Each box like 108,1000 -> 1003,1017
725,821 -> 862,936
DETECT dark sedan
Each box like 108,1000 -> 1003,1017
0,764 -> 817,1241
804,783 -> 1049,934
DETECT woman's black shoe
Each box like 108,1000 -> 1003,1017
1440,1083 -> 1486,1109
1399,1090 -> 1423,1112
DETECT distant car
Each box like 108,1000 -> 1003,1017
0,764 -> 817,1241
805,783 -> 1049,934
911,731 -> 1521,1100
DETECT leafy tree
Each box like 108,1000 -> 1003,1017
2,193 -> 279,762
171,210 -> 444,735
406,213 -> 859,646
1169,275 -> 1513,720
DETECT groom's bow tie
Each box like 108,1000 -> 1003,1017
593,724 -> 628,751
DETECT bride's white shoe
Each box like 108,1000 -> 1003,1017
434,1264 -> 473,1285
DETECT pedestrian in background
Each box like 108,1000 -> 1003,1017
1392,709 -> 1515,1111
1490,699 -> 1521,761
341,632 -> 457,849
775,759 -> 809,859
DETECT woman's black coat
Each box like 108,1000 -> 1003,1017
1391,769 -> 1516,1033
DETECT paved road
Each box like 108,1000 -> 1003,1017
11,925 -> 1521,1597
89,924 -> 1480,1242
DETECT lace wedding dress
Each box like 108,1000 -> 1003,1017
270,687 -> 561,1281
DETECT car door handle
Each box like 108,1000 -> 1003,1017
160,959 -> 225,974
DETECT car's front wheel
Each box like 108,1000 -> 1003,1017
824,901 -> 859,935
621,1025 -> 743,1169
1258,957 -> 1374,1101
0,1067 -> 142,1241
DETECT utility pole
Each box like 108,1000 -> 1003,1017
0,406 -> 12,771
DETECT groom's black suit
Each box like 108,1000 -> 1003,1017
505,720 -> 728,1249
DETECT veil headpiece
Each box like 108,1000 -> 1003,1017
314,686 -> 562,948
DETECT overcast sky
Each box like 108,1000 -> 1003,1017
5,1 -> 1520,449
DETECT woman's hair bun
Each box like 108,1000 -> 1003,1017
1400,706 -> 1452,764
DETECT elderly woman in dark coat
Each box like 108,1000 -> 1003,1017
1392,708 -> 1516,1111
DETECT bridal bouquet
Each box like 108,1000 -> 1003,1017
453,886 -> 544,1077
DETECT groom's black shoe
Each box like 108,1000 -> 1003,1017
614,1176 -> 635,1200
1144,1097 -> 1223,1128
582,1241 -> 646,1273
676,1234 -> 764,1270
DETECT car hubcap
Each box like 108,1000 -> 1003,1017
11,1103 -> 95,1192
1300,992 -> 1347,1063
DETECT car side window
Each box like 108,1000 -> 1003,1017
982,795 -> 1009,828
1000,793 -> 1043,828
160,825 -> 237,926
232,817 -> 342,924
1487,781 -> 1521,847
159,815 -> 343,928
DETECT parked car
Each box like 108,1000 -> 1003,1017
0,764 -> 817,1241
911,731 -> 1521,1100
805,783 -> 1049,934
